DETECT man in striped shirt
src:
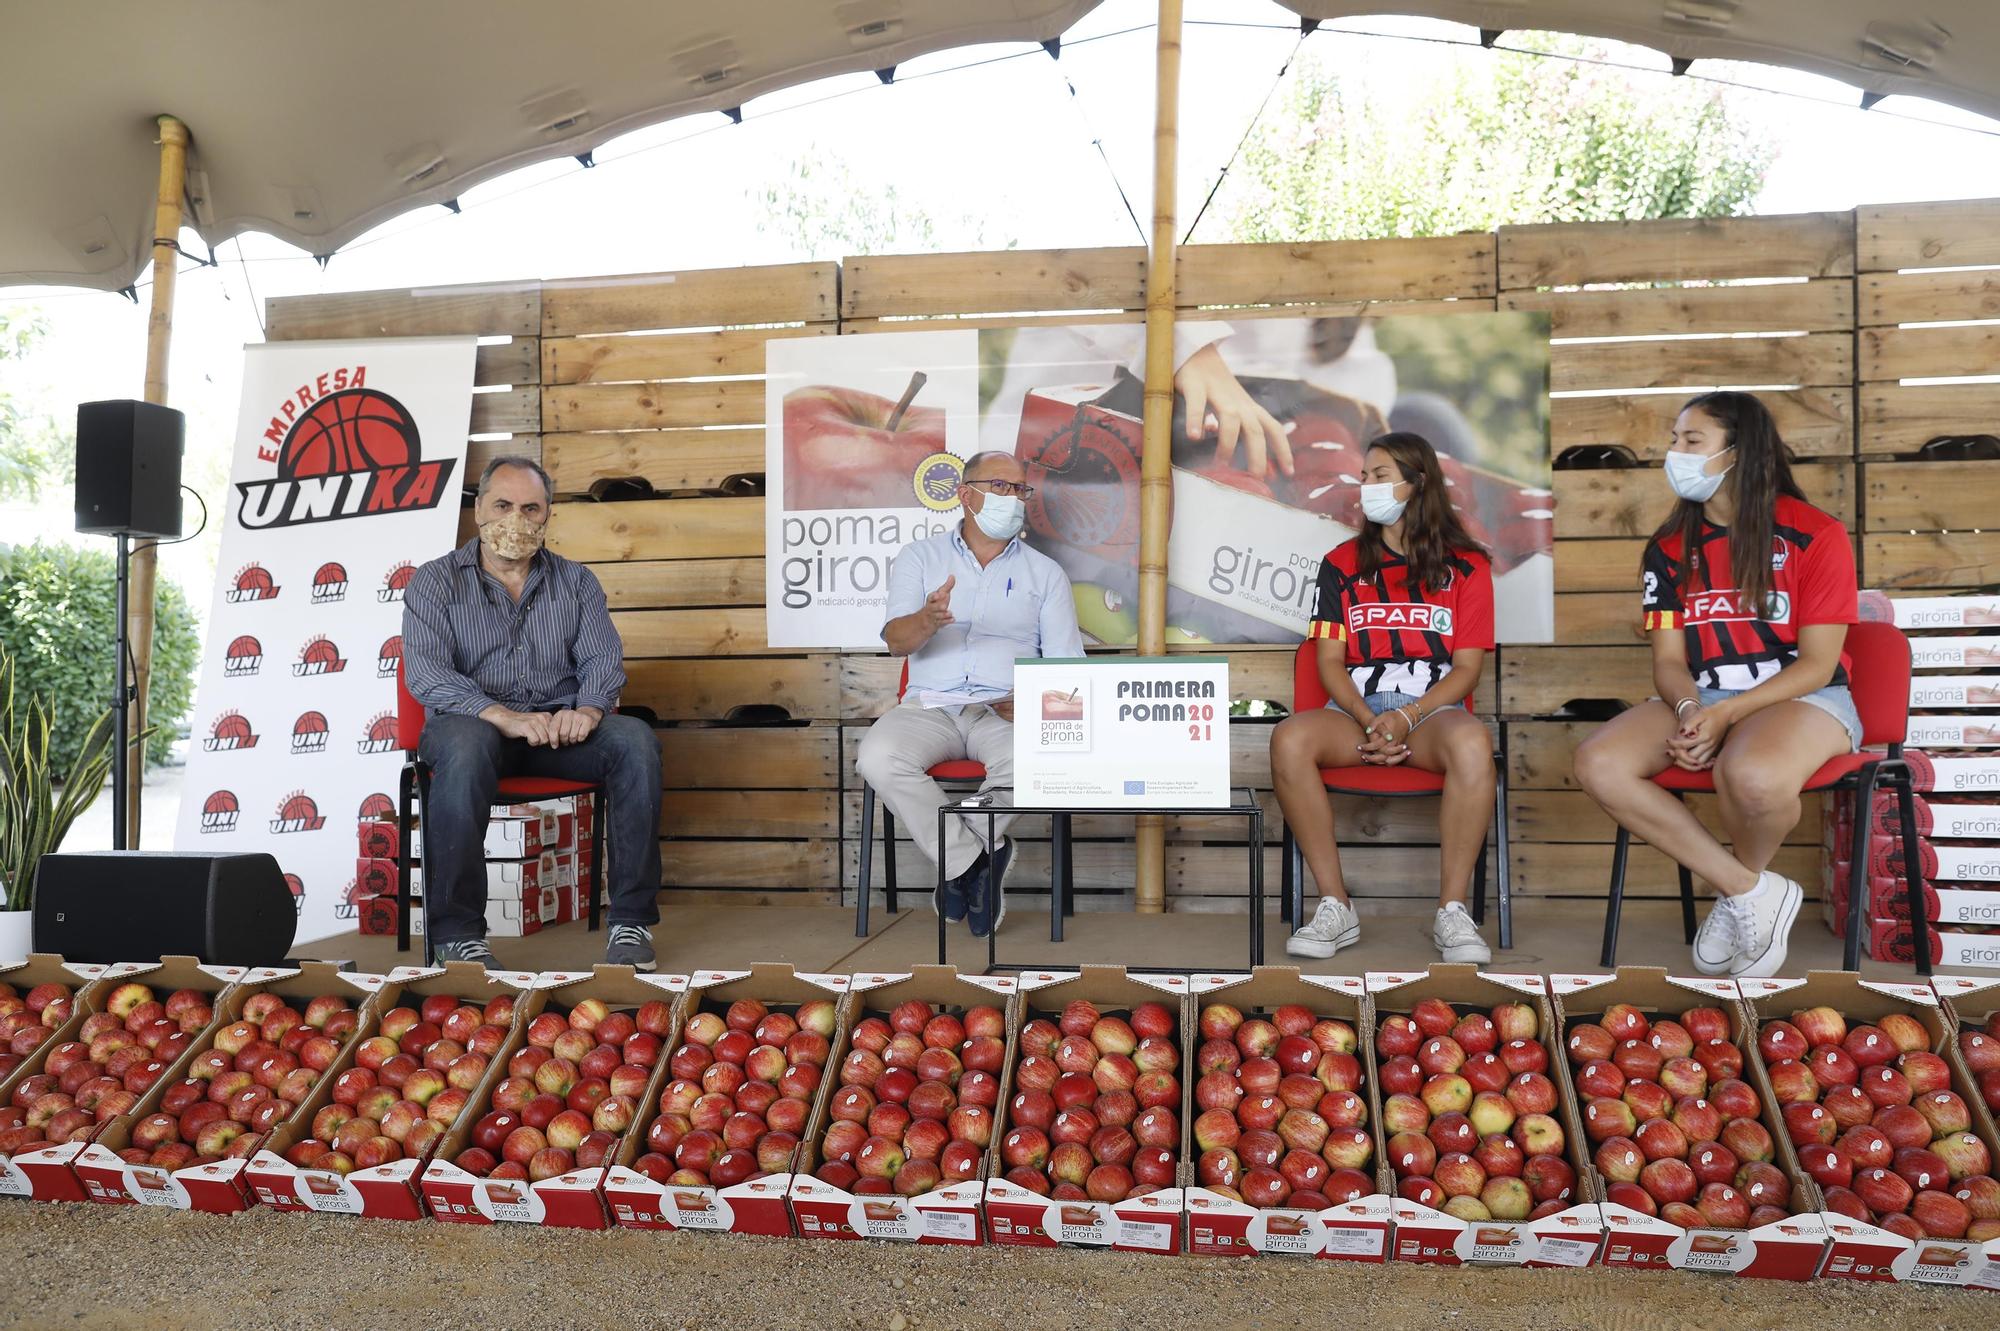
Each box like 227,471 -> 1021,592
402,457 -> 662,970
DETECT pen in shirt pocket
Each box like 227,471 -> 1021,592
1006,578 -> 1013,596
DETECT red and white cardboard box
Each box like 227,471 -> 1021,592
1906,753 -> 2000,796
982,968 -> 1190,1255
1933,975 -> 2000,1031
508,797 -> 585,851
409,809 -> 559,860
1818,1213 -> 2000,1289
1908,635 -> 2000,671
789,968 -> 1017,1245
1886,594 -> 2000,631
1181,970 -> 1392,1261
358,853 -> 556,895
603,965 -> 851,1236
1370,968 -> 1605,1268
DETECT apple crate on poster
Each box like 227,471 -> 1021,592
982,967 -> 1191,1256
1368,967 -> 1605,1268
790,966 -> 1019,1245
602,965 -> 850,1237
1181,969 -> 1393,1261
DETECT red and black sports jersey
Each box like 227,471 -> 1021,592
1640,494 -> 1857,690
1308,540 -> 1495,696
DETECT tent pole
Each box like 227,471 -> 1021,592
1134,0 -> 1182,916
124,114 -> 190,848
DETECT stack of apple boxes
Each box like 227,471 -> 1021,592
1827,592 -> 2000,968
355,793 -> 597,939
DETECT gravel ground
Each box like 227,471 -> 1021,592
1,1202 -> 1994,1331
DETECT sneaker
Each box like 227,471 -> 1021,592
1433,902 -> 1492,964
1722,875 -> 1802,979
604,924 -> 657,972
934,861 -> 971,923
1690,893 -> 1742,975
968,839 -> 1013,939
434,937 -> 495,967
1286,897 -> 1360,959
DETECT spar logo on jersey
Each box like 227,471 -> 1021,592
377,635 -> 402,680
283,873 -> 305,917
1350,602 -> 1454,636
226,563 -> 280,603
311,562 -> 349,605
1686,588 -> 1793,624
358,792 -> 395,822
291,711 -> 330,755
358,712 -> 398,755
379,561 -> 416,603
223,635 -> 263,678
293,635 -> 347,677
237,377 -> 459,530
271,790 -> 328,834
200,790 -> 240,833
203,711 -> 259,752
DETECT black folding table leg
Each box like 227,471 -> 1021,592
1894,770 -> 1931,976
1049,813 -> 1067,943
1601,826 -> 1631,968
1843,772 -> 1877,972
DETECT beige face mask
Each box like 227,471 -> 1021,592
479,512 -> 546,561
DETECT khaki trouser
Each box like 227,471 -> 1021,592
855,700 -> 1015,879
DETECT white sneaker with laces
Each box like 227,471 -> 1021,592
1690,890 -> 1745,975
1286,897 -> 1360,959
1724,874 -> 1802,979
1432,902 -> 1491,964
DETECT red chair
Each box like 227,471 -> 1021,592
395,661 -> 606,959
855,662 -> 1074,937
1598,620 -> 1927,973
1280,641 -> 1511,946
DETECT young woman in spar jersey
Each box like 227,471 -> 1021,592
1273,432 -> 1497,964
1576,391 -> 1861,979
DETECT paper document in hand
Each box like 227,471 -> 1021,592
917,690 -> 994,709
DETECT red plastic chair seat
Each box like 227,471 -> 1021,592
1646,750 -> 1874,795
927,760 -> 987,781
1318,765 -> 1448,795
495,776 -> 600,798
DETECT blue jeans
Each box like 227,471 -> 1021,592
1696,684 -> 1863,752
416,712 -> 663,942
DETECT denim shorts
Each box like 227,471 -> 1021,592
1696,684 -> 1862,752
1325,691 -> 1464,716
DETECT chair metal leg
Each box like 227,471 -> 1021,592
1894,771 -> 1931,976
1494,765 -> 1513,951
883,806 -> 898,914
1678,866 -> 1698,945
1061,816 -> 1075,917
1601,825 -> 1631,968
1050,814 -> 1069,943
1279,825 -> 1296,926
857,784 -> 875,937
1843,773 -> 1876,972
414,765 -> 435,968
1288,835 -> 1305,928
1471,842 -> 1488,926
396,763 -> 416,954
587,785 -> 604,933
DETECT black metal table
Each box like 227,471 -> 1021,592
935,786 -> 1266,971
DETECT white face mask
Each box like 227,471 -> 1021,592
971,491 -> 1026,541
1359,481 -> 1408,525
1665,447 -> 1733,503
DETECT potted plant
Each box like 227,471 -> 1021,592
0,647 -> 131,964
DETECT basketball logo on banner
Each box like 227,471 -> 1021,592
176,337 -> 475,943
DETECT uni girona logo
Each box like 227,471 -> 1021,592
376,635 -> 402,680
203,710 -> 259,751
238,381 -> 458,530
223,635 -> 263,678
358,792 -> 395,822
311,562 -> 348,605
291,711 -> 330,755
200,790 -> 240,833
379,561 -> 415,603
271,790 -> 327,834
293,635 -> 347,676
357,712 -> 397,755
225,563 -> 280,603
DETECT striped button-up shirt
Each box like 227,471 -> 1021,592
402,537 -> 625,717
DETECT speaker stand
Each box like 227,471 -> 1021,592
111,533 -> 132,851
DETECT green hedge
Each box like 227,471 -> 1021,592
0,540 -> 199,780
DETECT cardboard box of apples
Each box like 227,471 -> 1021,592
789,967 -> 1020,1245
240,963 -> 535,1219
1370,966 -> 1604,1268
421,967 -> 686,1227
983,967 -> 1192,1256
72,961 -> 375,1212
602,965 -> 849,1237
1550,970 -> 1828,1279
1181,969 -> 1393,1261
0,956 -> 178,1203
1741,973 -> 2000,1290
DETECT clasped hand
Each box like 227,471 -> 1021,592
1357,710 -> 1412,765
1667,704 -> 1728,770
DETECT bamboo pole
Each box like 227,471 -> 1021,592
124,114 -> 190,847
1133,0 -> 1182,915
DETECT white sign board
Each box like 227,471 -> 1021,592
1013,658 -> 1229,809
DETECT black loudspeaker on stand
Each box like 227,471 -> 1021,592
32,852 -> 296,965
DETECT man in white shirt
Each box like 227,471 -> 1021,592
857,451 -> 1085,937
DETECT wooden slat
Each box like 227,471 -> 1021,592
546,496 -> 761,561
1863,532 -> 2000,590
842,790 -> 1468,846
474,339 -> 539,386
1857,198 -> 2000,272
1553,462 -> 1853,539
266,282 -> 540,340
469,387 -> 539,435
1862,461 -> 2000,532
543,379 -> 764,433
837,299 -> 1498,335
1861,323 -> 2000,383
1510,790 -> 1820,846
1177,235 -> 1497,305
543,324 -> 830,385
614,608 -> 771,657
542,264 -> 836,336
595,559 -> 763,609
625,657 -> 839,722
1508,843 -> 1823,899
1552,389 -> 1851,459
842,249 -> 1146,320
1501,280 -> 1851,338
656,887 -> 841,908
1554,594 -> 1645,646
1860,269 -> 2000,326
1860,383 -> 2000,453
664,790 -> 838,840
1500,646 -> 1650,715
659,725 -> 838,789
1554,540 -> 1647,594
663,839 -> 838,890
1500,213 -> 1854,288
1506,720 -> 1598,790
1550,333 -> 1853,393
465,438 -> 540,480
542,428 -> 763,496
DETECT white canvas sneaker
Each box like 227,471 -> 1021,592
1723,874 -> 1803,979
1432,902 -> 1492,964
1286,896 -> 1361,959
1690,895 -> 1742,975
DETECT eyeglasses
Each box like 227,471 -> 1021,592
966,479 -> 1036,499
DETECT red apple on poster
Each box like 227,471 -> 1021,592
784,384 -> 951,510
